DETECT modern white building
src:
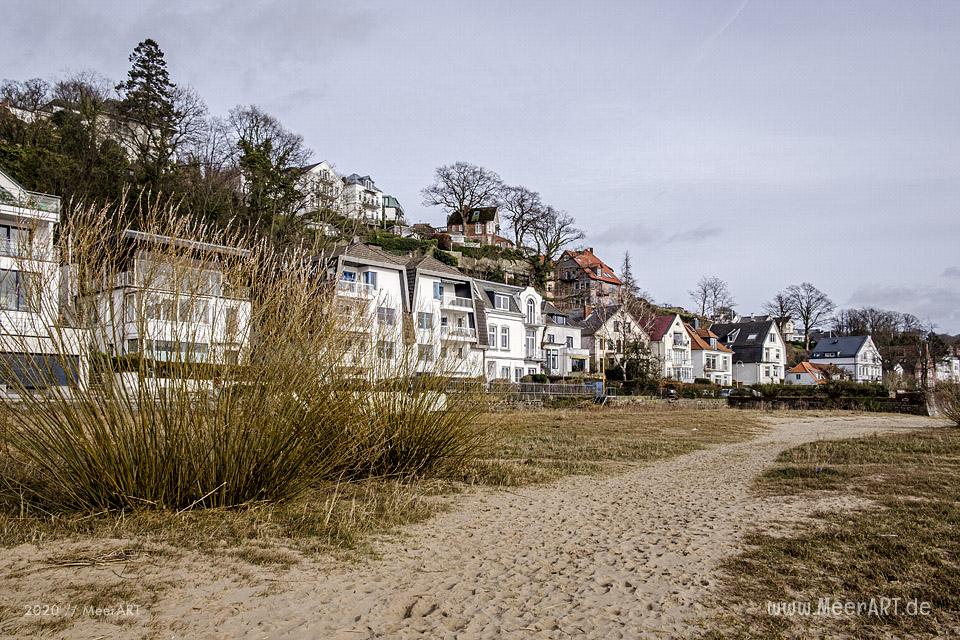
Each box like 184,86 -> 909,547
326,242 -> 410,378
809,335 -> 883,383
88,230 -> 252,369
406,254 -> 482,378
711,319 -> 787,385
381,195 -> 405,225
541,301 -> 590,377
474,280 -> 544,382
649,314 -> 694,383
685,322 -> 733,385
0,167 -> 87,390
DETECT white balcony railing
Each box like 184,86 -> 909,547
441,295 -> 473,309
440,325 -> 476,339
525,348 -> 545,361
337,280 -> 375,297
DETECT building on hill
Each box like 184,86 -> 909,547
809,335 -> 882,383
710,319 -> 786,385
685,321 -> 733,385
296,161 -> 343,216
381,195 -> 405,225
541,301 -> 590,376
341,174 -> 384,224
553,248 -> 622,312
446,206 -> 512,248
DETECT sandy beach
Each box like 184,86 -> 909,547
1,413 -> 938,639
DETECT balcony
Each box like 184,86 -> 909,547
337,279 -> 375,297
441,294 -> 473,310
0,172 -> 61,214
525,348 -> 545,361
440,325 -> 476,340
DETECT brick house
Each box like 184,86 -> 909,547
552,248 -> 622,311
446,207 -> 512,248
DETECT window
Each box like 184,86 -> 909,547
0,270 -> 32,311
747,333 -> 758,341
514,367 -> 523,382
500,366 -> 510,379
547,333 -> 556,343
433,281 -> 444,300
362,271 -> 377,288
673,331 -> 683,343
768,333 -> 776,343
0,224 -> 32,258
613,321 -> 621,332
487,222 -> 495,234
525,329 -> 536,355
764,366 -> 771,377
377,307 -> 396,326
341,270 -> 356,282
548,349 -> 559,370
527,367 -> 537,376
487,324 -> 497,346
475,223 -> 483,234
571,358 -> 585,373
495,294 -> 510,310
500,326 -> 509,349
555,315 -> 566,326
566,336 -> 574,348
417,312 -> 434,330
526,299 -> 536,324
795,373 -> 802,380
418,344 -> 434,361
377,341 -> 394,359
225,307 -> 239,337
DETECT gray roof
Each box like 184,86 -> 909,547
406,254 -> 468,279
710,320 -> 776,364
323,242 -> 406,268
568,304 -> 624,336
472,279 -> 523,315
811,336 -> 870,358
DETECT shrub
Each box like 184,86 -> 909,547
934,384 -> 960,426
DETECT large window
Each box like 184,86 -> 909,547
526,299 -> 536,324
500,326 -> 509,349
417,312 -> 433,330
0,269 -> 32,311
487,324 -> 497,347
377,306 -> 396,326
0,225 -> 32,258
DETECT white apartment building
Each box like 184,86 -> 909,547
89,231 -> 252,369
406,255 -> 482,378
297,160 -> 343,216
541,301 -> 589,376
649,314 -> 694,383
0,167 -> 86,390
341,174 -> 384,224
474,280 -> 544,382
686,322 -> 733,385
711,319 -> 787,385
809,335 -> 883,383
935,354 -> 960,384
327,243 -> 410,378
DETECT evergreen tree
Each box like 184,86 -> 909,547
115,38 -> 180,189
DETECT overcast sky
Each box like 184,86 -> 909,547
3,0 -> 959,332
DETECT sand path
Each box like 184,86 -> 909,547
145,413 -> 930,640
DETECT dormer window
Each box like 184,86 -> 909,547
495,293 -> 510,310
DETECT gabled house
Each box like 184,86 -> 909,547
711,319 -> 787,384
541,301 -> 590,376
296,160 -> 342,216
446,207 -> 511,247
785,361 -> 829,386
737,313 -> 801,343
473,279 -> 544,382
0,167 -> 87,390
553,248 -> 622,312
685,322 -> 733,385
381,195 -> 405,225
809,335 -> 882,383
573,304 -> 647,377
648,314 -> 693,383
406,255 -> 482,378
341,174 -> 383,224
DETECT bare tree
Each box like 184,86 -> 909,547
763,291 -> 792,319
688,276 -> 735,320
0,78 -> 51,111
499,185 -> 544,249
784,282 -> 835,349
421,162 -> 503,215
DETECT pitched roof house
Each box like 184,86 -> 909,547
710,319 -> 786,384
809,335 -> 882,383
686,323 -> 733,385
785,361 -> 828,385
446,207 -> 512,248
648,314 -> 693,382
553,248 -> 622,312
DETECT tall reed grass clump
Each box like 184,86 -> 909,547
933,383 -> 960,426
0,198 -> 490,516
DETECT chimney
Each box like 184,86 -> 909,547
692,317 -> 701,330
587,247 -> 594,253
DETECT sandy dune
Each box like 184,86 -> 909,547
1,414 -> 939,639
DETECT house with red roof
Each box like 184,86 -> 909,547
552,248 -> 622,312
786,361 -> 829,385
649,313 -> 693,383
685,321 -> 733,385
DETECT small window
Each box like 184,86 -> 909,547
513,367 -> 523,382
475,223 -> 483,234
417,312 -> 433,330
487,324 -> 497,346
566,336 -> 574,348
747,333 -> 758,341
495,294 -> 510,310
418,344 -> 434,361
547,333 -> 556,343
768,333 -> 775,343
363,271 -> 377,288
500,326 -> 509,349
500,366 -> 510,379
377,307 -> 396,326
377,341 -> 395,359
433,281 -> 443,300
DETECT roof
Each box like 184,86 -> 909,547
473,279 -> 524,314
788,361 -> 827,381
122,229 -> 250,258
405,254 -> 468,280
649,315 -> 680,341
447,206 -> 498,226
810,336 -> 871,358
382,195 -> 403,209
343,174 -> 380,191
324,242 -> 406,269
559,249 -> 622,286
710,319 -> 777,364
685,323 -> 733,352
571,304 -> 632,337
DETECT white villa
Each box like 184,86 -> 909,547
474,279 -> 545,382
0,167 -> 86,390
541,301 -> 590,377
649,314 -> 694,383
341,174 -> 384,224
711,318 -> 787,385
809,335 -> 882,383
685,321 -> 733,386
296,160 -> 343,216
574,304 -> 649,378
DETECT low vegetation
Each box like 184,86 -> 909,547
703,427 -> 960,639
933,383 -> 960,426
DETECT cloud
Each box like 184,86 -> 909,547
847,284 -> 960,333
942,266 -> 960,278
593,222 -> 722,248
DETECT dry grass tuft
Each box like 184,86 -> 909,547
703,427 -> 960,639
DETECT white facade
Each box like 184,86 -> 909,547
650,314 -> 694,383
810,336 -> 882,383
785,363 -> 827,386
541,305 -> 589,377
0,168 -> 87,390
936,355 -> 960,384
341,174 -> 383,224
713,320 -> 787,385
580,306 -> 649,377
477,282 -> 545,382
686,324 -> 733,386
297,161 -> 343,216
